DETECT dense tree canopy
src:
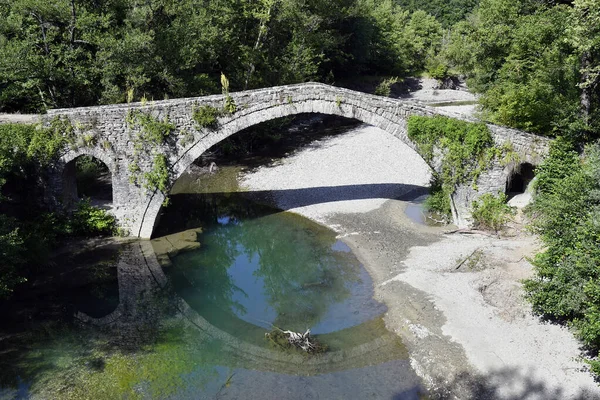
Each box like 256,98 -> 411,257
394,0 -> 479,27
0,0 -> 445,113
441,0 -> 600,139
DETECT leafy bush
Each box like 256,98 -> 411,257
192,105 -> 221,129
0,215 -> 27,298
374,77 -> 399,97
224,96 -> 237,114
426,53 -> 450,81
524,140 -> 600,373
69,199 -> 116,236
471,193 -> 515,232
424,176 -> 451,220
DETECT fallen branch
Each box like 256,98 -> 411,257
444,228 -> 498,238
265,327 -> 327,354
455,247 -> 482,270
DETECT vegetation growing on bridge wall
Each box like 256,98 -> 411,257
126,110 -> 175,202
407,115 -> 499,217
192,105 -> 221,130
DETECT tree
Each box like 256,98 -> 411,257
443,0 -> 583,136
567,0 -> 600,133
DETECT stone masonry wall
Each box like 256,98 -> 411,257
44,83 -> 551,237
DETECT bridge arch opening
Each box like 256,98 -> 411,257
152,113 -> 432,238
62,155 -> 113,209
505,162 -> 536,199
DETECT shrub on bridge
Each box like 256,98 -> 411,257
407,115 -> 496,217
192,105 -> 221,129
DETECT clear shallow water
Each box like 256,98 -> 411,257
167,206 -> 387,335
404,195 -> 446,227
0,193 -> 426,400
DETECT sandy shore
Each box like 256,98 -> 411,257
239,122 -> 600,399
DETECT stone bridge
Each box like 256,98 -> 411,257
43,83 -> 550,238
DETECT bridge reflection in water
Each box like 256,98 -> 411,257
73,235 -> 424,398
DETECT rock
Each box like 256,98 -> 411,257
150,227 -> 202,267
507,192 -> 532,209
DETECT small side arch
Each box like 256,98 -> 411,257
505,162 -> 536,199
60,148 -> 116,208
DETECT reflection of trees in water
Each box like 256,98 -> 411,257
153,192 -> 277,237
167,194 -> 362,331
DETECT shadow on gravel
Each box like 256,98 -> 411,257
413,368 -> 600,400
238,183 -> 429,209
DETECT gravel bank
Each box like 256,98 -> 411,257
239,124 -> 600,399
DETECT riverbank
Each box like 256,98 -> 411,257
238,124 -> 600,399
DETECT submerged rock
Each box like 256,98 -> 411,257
150,228 -> 203,267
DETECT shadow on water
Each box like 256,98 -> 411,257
154,183 -> 428,238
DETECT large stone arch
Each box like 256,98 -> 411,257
137,97 -> 425,238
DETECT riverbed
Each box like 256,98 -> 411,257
238,122 -> 600,399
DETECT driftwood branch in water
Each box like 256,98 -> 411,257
265,327 -> 327,354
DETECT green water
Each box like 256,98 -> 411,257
0,188 -> 426,400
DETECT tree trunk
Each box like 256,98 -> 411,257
580,51 -> 592,123
244,3 -> 274,90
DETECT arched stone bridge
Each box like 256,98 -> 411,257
44,83 -> 550,238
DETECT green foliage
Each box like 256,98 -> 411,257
395,0 -> 479,27
426,54 -> 450,81
192,105 -> 221,130
407,115 -> 499,217
68,199 -> 116,237
531,137 -> 580,195
441,0 -> 598,138
0,0 -> 450,112
127,110 -> 175,146
143,154 -> 170,194
524,141 -> 600,371
0,215 -> 27,298
499,141 -> 522,167
224,96 -> 237,114
471,193 -> 515,231
374,77 -> 399,97
425,176 -> 452,218
352,1 -> 443,76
